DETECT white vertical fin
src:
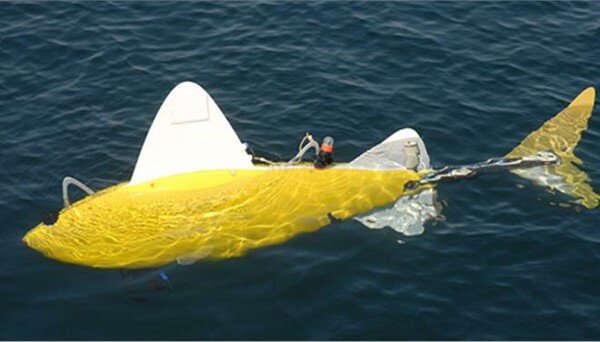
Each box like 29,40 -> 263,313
129,81 -> 254,185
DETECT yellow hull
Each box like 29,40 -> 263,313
23,167 -> 421,268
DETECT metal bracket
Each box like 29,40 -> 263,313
405,151 -> 560,191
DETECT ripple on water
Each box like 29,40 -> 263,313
1,1 -> 600,340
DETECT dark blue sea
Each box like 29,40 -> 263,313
2,2 -> 600,340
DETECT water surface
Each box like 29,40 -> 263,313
1,2 -> 600,340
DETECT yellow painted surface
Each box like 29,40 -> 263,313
506,87 -> 599,209
23,167 -> 421,268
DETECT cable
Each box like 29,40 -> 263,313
287,133 -> 320,164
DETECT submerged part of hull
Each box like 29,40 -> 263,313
23,167 -> 421,268
506,87 -> 599,209
355,188 -> 441,236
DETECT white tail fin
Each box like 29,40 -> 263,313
129,82 -> 254,185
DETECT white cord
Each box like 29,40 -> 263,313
288,133 -> 320,164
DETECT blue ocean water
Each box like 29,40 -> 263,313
2,1 -> 600,340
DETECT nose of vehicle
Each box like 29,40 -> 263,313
23,223 -> 59,260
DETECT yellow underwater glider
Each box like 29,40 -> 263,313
23,82 -> 599,269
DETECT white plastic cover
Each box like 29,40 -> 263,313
348,128 -> 430,170
129,81 -> 254,185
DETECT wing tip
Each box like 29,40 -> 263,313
568,87 -> 595,108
